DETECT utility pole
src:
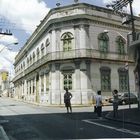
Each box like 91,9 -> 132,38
106,0 -> 135,41
106,0 -> 136,109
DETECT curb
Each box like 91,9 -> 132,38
0,125 -> 9,140
105,112 -> 140,126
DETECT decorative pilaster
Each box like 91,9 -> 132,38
74,60 -> 81,90
74,25 -> 80,50
80,24 -> 90,49
55,63 -> 61,104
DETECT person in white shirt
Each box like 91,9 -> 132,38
95,90 -> 102,117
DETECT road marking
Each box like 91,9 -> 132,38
0,120 -> 9,124
0,126 -> 9,140
82,119 -> 140,137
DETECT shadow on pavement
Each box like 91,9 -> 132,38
0,111 -> 109,140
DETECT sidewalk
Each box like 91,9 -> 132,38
105,107 -> 140,126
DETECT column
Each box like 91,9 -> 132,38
74,25 -> 80,50
74,60 -> 81,104
39,74 -> 41,103
24,80 -> 27,100
51,30 -> 56,52
80,24 -> 90,49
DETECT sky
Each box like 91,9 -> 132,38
0,0 -> 140,77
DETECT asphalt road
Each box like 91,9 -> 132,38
0,97 -> 140,140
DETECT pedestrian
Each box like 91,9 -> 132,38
64,88 -> 72,113
112,89 -> 119,118
95,90 -> 102,118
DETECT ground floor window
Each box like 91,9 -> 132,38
100,67 -> 111,91
119,71 -> 128,92
41,75 -> 44,92
63,72 -> 72,90
46,74 -> 49,92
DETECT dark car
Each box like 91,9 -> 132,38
109,92 -> 138,105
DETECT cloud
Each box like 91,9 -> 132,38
0,0 -> 50,77
0,35 -> 18,44
0,0 -> 50,34
103,0 -> 140,16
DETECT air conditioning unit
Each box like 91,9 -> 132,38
122,16 -> 131,25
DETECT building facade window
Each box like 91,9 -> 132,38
45,38 -> 50,47
100,67 -> 111,91
27,58 -> 29,67
46,74 -> 49,92
41,75 -> 44,92
41,43 -> 44,57
116,36 -> 126,54
30,55 -> 32,65
61,32 -> 73,51
36,48 -> 40,60
33,52 -> 35,62
118,68 -> 128,92
63,72 -> 72,90
98,33 -> 109,52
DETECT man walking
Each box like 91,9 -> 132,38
95,90 -> 102,118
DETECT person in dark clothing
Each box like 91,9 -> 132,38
112,89 -> 119,117
64,88 -> 72,113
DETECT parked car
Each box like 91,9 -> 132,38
109,92 -> 138,105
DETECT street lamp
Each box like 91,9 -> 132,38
0,42 -> 18,53
104,29 -> 127,41
103,29 -> 131,108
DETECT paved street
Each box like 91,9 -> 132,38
0,97 -> 140,140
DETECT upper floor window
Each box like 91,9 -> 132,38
41,43 -> 44,57
27,57 -> 29,66
45,38 -> 50,47
116,36 -> 126,54
30,55 -> 32,65
61,32 -> 73,51
33,52 -> 35,62
98,33 -> 109,52
36,48 -> 40,60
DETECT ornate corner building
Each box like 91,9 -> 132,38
13,3 -> 140,105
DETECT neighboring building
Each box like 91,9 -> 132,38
129,32 -> 140,108
13,3 -> 140,105
0,70 -> 9,95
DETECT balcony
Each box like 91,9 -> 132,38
14,49 -> 132,82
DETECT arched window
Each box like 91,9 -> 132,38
116,36 -> 126,54
33,52 -> 35,62
30,55 -> 32,65
45,38 -> 50,47
36,48 -> 40,60
27,57 -> 29,66
41,43 -> 44,57
61,32 -> 73,51
98,33 -> 109,52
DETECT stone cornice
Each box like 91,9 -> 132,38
14,3 -> 140,65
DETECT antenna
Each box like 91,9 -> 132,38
56,2 -> 61,7
74,0 -> 79,4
